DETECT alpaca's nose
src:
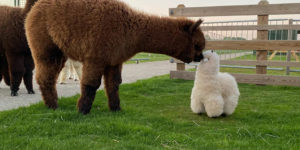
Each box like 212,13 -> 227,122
194,53 -> 204,62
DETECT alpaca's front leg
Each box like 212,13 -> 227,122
104,64 -> 122,111
204,95 -> 224,118
77,61 -> 103,114
191,87 -> 205,114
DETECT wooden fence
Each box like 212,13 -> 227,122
169,0 -> 300,86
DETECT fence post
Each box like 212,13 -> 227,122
286,19 -> 293,75
175,4 -> 186,71
256,0 -> 269,78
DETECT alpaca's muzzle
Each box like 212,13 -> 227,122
194,53 -> 204,62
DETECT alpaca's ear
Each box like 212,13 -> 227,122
189,19 -> 203,34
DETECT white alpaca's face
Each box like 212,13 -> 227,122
197,51 -> 220,74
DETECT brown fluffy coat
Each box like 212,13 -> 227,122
0,0 -> 37,96
25,0 -> 206,114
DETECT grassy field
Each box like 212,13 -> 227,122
1,75 -> 300,149
126,53 -> 170,64
234,53 -> 300,61
220,67 -> 300,76
219,54 -> 300,76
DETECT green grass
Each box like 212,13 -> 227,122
219,54 -> 300,76
234,54 -> 300,62
219,67 -> 300,76
125,53 -> 170,64
1,75 -> 300,149
216,50 -> 253,55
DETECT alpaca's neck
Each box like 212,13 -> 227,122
23,0 -> 37,14
135,16 -> 191,57
196,64 -> 220,76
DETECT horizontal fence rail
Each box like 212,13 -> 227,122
201,25 -> 300,31
170,71 -> 300,86
173,59 -> 300,67
169,3 -> 300,17
205,40 -> 300,51
220,60 -> 300,67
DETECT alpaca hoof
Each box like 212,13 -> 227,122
207,112 -> 222,118
110,105 -> 121,112
11,91 -> 18,96
46,102 -> 58,110
28,90 -> 35,94
59,82 -> 66,85
78,107 -> 91,115
74,79 -> 78,81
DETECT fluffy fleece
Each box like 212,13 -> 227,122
25,0 -> 205,114
0,51 -> 10,86
0,0 -> 37,96
191,51 -> 240,117
58,59 -> 82,84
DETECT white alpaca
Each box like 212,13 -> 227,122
191,51 -> 240,117
58,59 -> 82,84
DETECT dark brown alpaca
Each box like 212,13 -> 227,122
25,0 -> 206,114
0,49 -> 10,86
0,0 -> 37,96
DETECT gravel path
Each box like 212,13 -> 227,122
0,60 -> 184,111
0,52 -> 250,111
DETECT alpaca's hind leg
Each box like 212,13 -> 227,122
104,64 -> 122,111
23,54 -> 35,94
1,55 -> 10,86
72,61 -> 82,81
58,66 -> 68,84
204,95 -> 224,118
77,61 -> 103,114
58,60 -> 70,84
35,48 -> 66,109
6,53 -> 25,96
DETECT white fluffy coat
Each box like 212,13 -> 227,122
191,51 -> 240,117
58,59 -> 82,84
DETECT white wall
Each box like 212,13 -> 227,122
0,0 -> 14,6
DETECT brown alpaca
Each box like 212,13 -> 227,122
0,50 -> 10,86
25,0 -> 206,114
0,0 -> 37,96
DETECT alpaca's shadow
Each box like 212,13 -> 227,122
197,113 -> 229,119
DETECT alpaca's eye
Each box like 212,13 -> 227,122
194,44 -> 201,51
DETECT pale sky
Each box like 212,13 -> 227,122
1,0 -> 299,21
120,0 -> 300,22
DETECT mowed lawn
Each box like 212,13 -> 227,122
0,75 -> 300,149
221,54 -> 300,76
126,53 -> 170,64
